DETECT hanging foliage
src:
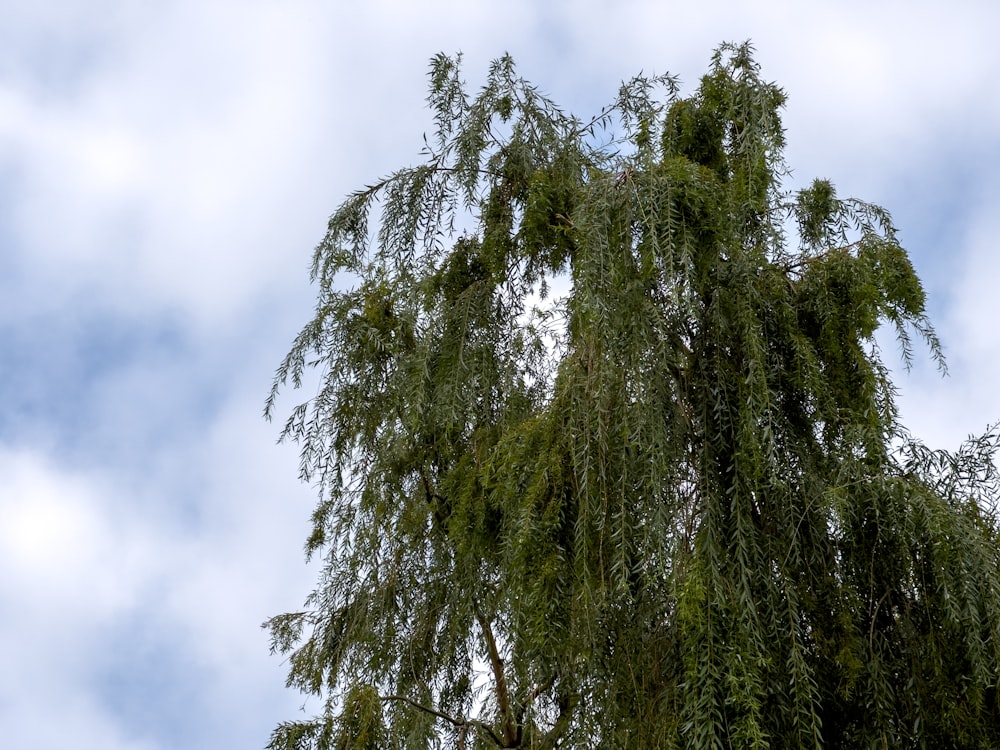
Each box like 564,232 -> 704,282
265,43 -> 1000,749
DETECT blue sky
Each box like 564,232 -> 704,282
2,1 -> 999,748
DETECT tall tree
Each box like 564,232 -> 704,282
264,43 -> 1000,749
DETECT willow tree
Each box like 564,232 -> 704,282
264,43 -> 1000,749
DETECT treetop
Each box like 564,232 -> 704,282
265,42 -> 1000,750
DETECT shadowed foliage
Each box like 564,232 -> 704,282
265,43 -> 1000,749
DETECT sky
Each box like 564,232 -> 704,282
1,1 -> 999,748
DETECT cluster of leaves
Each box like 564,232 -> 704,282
265,43 -> 1000,749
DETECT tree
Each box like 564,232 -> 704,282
264,43 -> 1000,749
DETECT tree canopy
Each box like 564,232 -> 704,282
264,43 -> 1000,749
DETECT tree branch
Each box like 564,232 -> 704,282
516,674 -> 556,728
779,241 -> 860,275
379,694 -> 505,747
537,690 -> 580,750
474,602 -> 518,747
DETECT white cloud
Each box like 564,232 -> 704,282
2,2 -> 345,328
1,694 -> 160,750
0,449 -> 163,748
894,183 -> 1000,447
0,450 -> 150,617
0,389 -> 317,748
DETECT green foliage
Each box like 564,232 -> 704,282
265,42 -> 1000,749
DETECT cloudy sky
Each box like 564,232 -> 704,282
2,1 -> 999,748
